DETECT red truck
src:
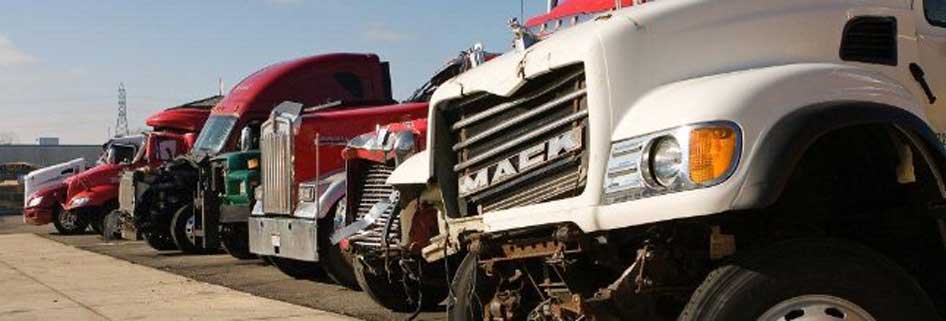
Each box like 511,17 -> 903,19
251,49 -> 489,297
122,53 -> 399,258
22,97 -> 215,235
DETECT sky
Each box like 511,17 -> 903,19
0,1 -> 545,144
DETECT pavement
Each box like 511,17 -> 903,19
0,233 -> 358,321
0,213 -> 443,321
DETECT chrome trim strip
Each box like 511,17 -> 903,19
453,110 -> 588,171
450,69 -> 585,131
452,88 -> 586,151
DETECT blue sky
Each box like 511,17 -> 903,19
0,1 -> 544,144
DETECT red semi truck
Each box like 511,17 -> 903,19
22,97 -> 216,235
122,53 -> 399,257
252,49 -> 489,299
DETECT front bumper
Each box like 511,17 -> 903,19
22,207 -> 54,225
248,216 -> 319,262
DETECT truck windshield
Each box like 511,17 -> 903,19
193,115 -> 238,155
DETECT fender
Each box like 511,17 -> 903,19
64,185 -> 118,211
594,63 -> 932,232
386,150 -> 431,187
290,171 -> 346,220
731,103 -> 946,209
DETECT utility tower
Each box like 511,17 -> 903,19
115,83 -> 129,137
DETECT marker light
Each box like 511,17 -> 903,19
689,127 -> 737,185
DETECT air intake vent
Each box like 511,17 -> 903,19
840,17 -> 897,66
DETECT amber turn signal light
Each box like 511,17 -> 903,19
247,158 -> 260,170
689,127 -> 737,185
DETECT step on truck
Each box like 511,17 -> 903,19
24,100 -> 213,235
383,0 -> 946,320
250,49 -> 488,290
119,53 -> 395,257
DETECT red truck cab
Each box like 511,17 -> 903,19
24,98 -> 214,235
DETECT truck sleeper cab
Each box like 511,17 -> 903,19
388,0 -> 946,320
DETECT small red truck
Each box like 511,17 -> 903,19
23,98 -> 215,235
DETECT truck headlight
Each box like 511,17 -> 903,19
27,196 -> 43,208
70,197 -> 90,207
604,122 -> 740,204
298,185 -> 316,203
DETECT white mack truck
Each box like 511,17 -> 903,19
381,0 -> 946,320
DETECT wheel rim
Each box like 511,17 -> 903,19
60,211 -> 79,230
184,214 -> 196,245
332,197 -> 347,233
758,295 -> 877,321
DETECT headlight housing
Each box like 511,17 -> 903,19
27,196 -> 44,208
298,185 -> 317,203
604,122 -> 740,204
70,197 -> 90,208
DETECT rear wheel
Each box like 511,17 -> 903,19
318,199 -> 360,290
678,239 -> 940,321
220,222 -> 256,260
53,210 -> 87,235
269,257 -> 325,280
170,204 -> 209,254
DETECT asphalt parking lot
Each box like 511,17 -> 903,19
0,213 -> 445,321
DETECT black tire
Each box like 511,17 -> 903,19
269,257 -> 325,280
318,201 -> 360,290
354,257 -> 448,312
143,230 -> 177,251
53,209 -> 88,235
170,204 -> 208,254
448,252 -> 494,321
220,223 -> 256,260
678,238 -> 940,321
101,210 -> 123,240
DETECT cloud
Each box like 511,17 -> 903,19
361,24 -> 415,44
0,35 -> 36,67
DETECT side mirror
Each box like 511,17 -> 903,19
239,126 -> 254,151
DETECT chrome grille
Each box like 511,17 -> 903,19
445,65 -> 588,216
118,171 -> 136,212
261,117 -> 293,214
349,163 -> 400,250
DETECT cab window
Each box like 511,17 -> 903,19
928,0 -> 946,27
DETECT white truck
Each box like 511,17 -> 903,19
383,0 -> 946,320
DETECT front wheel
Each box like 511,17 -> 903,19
678,239 -> 940,321
170,204 -> 210,254
220,223 -> 256,260
100,210 -> 123,240
53,210 -> 88,235
269,257 -> 325,280
143,230 -> 177,251
354,257 -> 448,313
318,199 -> 360,290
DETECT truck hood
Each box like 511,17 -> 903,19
431,5 -> 608,101
65,163 -> 125,194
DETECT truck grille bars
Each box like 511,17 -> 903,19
444,64 -> 589,216
349,163 -> 400,250
261,117 -> 294,215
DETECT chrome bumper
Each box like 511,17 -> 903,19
248,216 -> 319,262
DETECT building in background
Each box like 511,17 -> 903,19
35,137 -> 60,146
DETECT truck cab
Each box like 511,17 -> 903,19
125,53 -> 396,257
385,0 -> 946,320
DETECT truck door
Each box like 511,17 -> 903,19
917,0 -> 946,137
